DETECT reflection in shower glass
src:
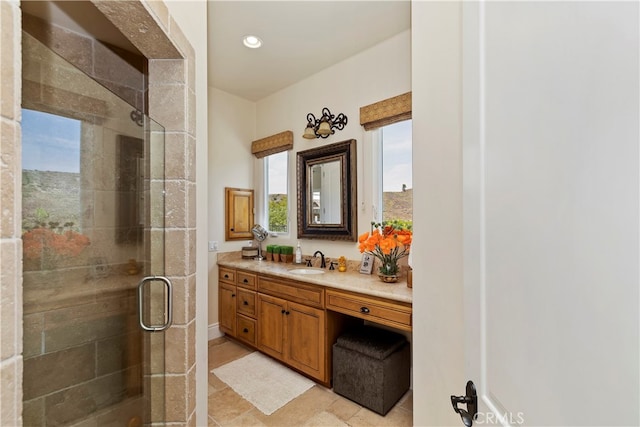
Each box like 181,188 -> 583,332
22,109 -> 81,173
22,110 -> 83,260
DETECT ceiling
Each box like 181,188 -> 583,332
207,1 -> 411,102
22,1 -> 411,103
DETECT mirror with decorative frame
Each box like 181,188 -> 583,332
296,139 -> 357,241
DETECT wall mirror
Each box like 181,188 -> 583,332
297,139 -> 357,241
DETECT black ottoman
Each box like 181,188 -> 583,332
332,326 -> 410,415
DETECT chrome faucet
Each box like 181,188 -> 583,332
313,250 -> 326,268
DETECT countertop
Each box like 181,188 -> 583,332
217,252 -> 413,304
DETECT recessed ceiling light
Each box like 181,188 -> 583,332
243,35 -> 263,49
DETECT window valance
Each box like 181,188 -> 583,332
251,130 -> 294,158
359,92 -> 412,130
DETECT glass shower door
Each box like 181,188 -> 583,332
21,29 -> 168,426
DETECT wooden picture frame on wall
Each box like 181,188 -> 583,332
225,187 -> 255,241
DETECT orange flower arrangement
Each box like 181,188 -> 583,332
358,222 -> 412,276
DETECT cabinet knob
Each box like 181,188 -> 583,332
243,328 -> 249,333
243,300 -> 249,305
231,294 -> 236,298
224,274 -> 229,279
281,309 -> 286,314
231,228 -> 234,231
285,311 -> 290,315
360,307 -> 370,314
243,279 -> 248,283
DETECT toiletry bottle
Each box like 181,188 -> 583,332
295,242 -> 302,264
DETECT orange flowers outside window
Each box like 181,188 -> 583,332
358,222 -> 412,276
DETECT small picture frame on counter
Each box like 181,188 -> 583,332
359,253 -> 374,274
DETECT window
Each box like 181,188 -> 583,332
379,120 -> 412,228
265,151 -> 288,233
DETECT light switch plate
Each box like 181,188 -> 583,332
208,241 -> 218,252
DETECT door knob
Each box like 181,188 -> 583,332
451,381 -> 478,427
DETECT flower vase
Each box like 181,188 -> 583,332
378,262 -> 400,283
378,273 -> 399,283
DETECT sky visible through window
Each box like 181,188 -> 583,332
267,151 -> 288,194
382,120 -> 412,192
22,109 -> 81,173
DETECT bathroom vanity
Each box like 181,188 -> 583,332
217,252 -> 412,386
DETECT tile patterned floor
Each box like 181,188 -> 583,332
208,337 -> 413,426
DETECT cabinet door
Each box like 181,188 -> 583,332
257,293 -> 286,359
285,300 -> 325,381
219,283 -> 236,336
225,187 -> 254,241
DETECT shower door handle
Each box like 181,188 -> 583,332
137,276 -> 173,332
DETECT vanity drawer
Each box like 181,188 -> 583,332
326,290 -> 412,331
219,268 -> 236,284
237,271 -> 257,290
236,315 -> 256,346
258,277 -> 324,308
237,288 -> 256,317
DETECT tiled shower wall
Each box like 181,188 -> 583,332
0,0 -> 198,425
1,0 -> 24,425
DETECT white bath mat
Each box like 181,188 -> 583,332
212,351 -> 315,415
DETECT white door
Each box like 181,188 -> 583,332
461,2 -> 639,426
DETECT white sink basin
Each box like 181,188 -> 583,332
289,268 -> 325,275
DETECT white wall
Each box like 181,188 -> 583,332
254,29 -> 411,259
411,3 -> 464,425
162,2 -> 209,425
207,87 -> 256,326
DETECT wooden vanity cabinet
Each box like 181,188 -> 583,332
256,293 -> 285,358
257,276 -> 327,382
235,271 -> 257,345
218,265 -> 411,386
218,267 -> 237,337
257,293 -> 326,382
218,268 -> 258,342
285,300 -> 325,381
326,289 -> 412,331
236,314 -> 256,345
219,283 -> 236,336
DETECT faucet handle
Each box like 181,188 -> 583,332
329,261 -> 337,271
306,258 -> 313,267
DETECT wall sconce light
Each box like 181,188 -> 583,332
303,107 -> 348,139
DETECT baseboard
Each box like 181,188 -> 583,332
208,323 -> 223,341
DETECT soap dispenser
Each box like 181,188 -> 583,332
295,242 -> 302,264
